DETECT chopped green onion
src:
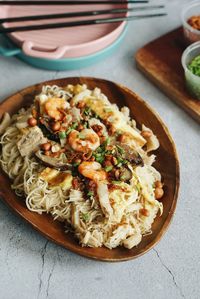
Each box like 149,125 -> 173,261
66,127 -> 72,135
94,113 -> 99,119
96,147 -> 104,153
71,122 -> 78,129
117,156 -> 124,163
65,122 -> 78,135
82,213 -> 90,222
105,165 -> 113,172
87,191 -> 94,198
117,156 -> 127,165
95,156 -> 104,164
83,122 -> 89,128
59,131 -> 67,139
104,137 -> 110,147
112,181 -> 121,185
73,162 -> 81,167
116,145 -> 125,155
83,107 -> 91,116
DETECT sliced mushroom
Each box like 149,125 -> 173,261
0,112 -> 11,135
35,150 -> 72,171
118,167 -> 132,182
115,142 -> 143,166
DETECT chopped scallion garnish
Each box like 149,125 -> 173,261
82,213 -> 90,222
112,181 -> 121,185
59,131 -> 66,139
83,107 -> 91,116
105,165 -> 113,172
116,145 -> 125,155
95,156 -> 104,164
73,162 -> 81,167
87,191 -> 94,198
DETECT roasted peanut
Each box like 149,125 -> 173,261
28,117 -> 37,127
155,187 -> 164,199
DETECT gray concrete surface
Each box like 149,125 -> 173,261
0,0 -> 199,298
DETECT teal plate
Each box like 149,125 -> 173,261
0,26 -> 127,71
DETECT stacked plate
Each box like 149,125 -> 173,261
0,3 -> 128,70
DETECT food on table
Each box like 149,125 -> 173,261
0,84 -> 164,249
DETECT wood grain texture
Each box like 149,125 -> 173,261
135,27 -> 200,123
0,77 -> 179,262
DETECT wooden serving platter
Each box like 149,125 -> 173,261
135,27 -> 200,123
0,77 -> 179,261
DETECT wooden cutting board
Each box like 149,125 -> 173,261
135,27 -> 200,124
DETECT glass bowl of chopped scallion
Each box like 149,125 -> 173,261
182,41 -> 200,99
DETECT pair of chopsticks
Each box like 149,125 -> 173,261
0,1 -> 149,4
0,1 -> 167,33
0,0 -> 149,5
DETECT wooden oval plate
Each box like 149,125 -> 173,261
0,77 -> 179,262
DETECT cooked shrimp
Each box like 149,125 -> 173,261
68,129 -> 100,152
44,97 -> 68,120
78,161 -> 107,182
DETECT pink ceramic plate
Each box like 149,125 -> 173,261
1,4 -> 127,59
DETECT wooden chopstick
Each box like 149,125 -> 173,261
0,1 -> 149,5
0,5 -> 165,23
0,13 -> 167,33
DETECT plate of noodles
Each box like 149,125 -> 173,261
0,77 -> 179,261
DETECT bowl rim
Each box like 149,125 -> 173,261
0,77 -> 180,262
181,1 -> 200,35
181,41 -> 200,79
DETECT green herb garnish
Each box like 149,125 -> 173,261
71,122 -> 78,129
83,107 -> 91,116
95,155 -> 105,164
188,55 -> 200,77
117,156 -> 128,166
116,145 -> 125,155
66,122 -> 78,135
82,213 -> 90,222
59,131 -> 67,139
105,165 -> 113,172
83,122 -> 89,128
104,137 -> 110,146
73,162 -> 81,167
87,191 -> 94,198
112,181 -> 121,185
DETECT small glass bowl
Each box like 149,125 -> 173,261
182,1 -> 200,44
182,41 -> 200,100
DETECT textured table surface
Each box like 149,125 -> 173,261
0,1 -> 199,298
